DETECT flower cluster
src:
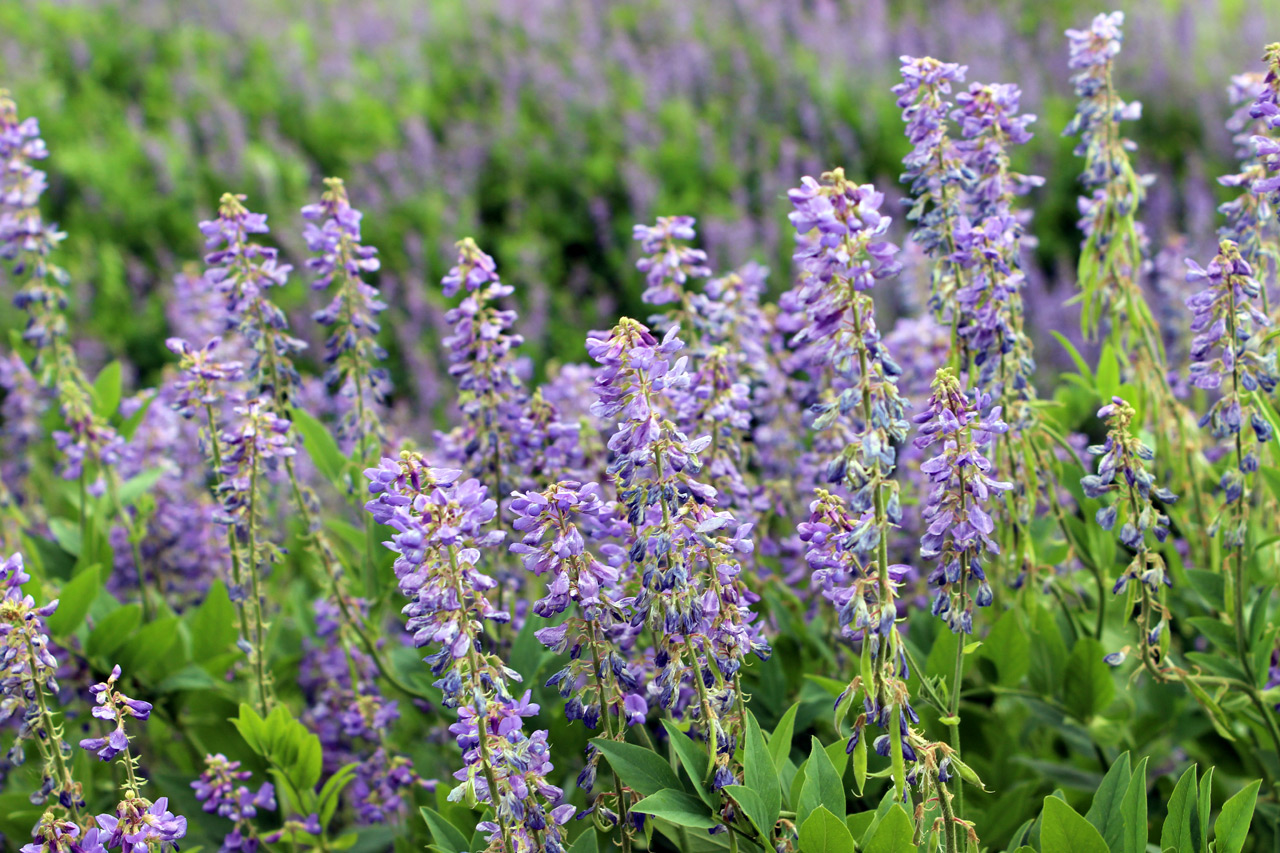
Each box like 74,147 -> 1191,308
913,369 -> 1011,634
894,56 -> 970,266
633,216 -> 711,305
200,193 -> 305,405
1063,12 -> 1154,341
0,553 -> 82,811
438,239 -> 528,487
302,177 -> 389,453
1083,397 -> 1176,671
1185,240 -> 1276,545
79,666 -> 152,763
1249,43 -> 1280,206
192,753 -> 276,852
94,797 -> 187,853
365,453 -> 574,849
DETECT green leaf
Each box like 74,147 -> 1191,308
319,764 -> 359,827
119,391 -> 158,440
1183,570 -> 1224,610
1213,779 -> 1261,853
798,737 -> 845,826
45,565 -> 100,637
768,701 -> 800,776
47,517 -> 82,559
291,407 -> 349,489
419,806 -> 469,853
798,805 -> 855,853
116,616 -> 181,680
862,803 -> 914,853
1041,796 -> 1109,853
1053,331 -> 1095,382
1064,636 -> 1115,721
86,603 -> 142,660
631,789 -> 719,829
723,785 -> 772,840
116,468 -> 165,506
189,581 -> 239,662
1085,752 -> 1131,853
565,831 -> 599,853
591,739 -> 684,798
982,609 -> 1030,686
1120,758 -> 1149,853
92,360 -> 123,418
1159,765 -> 1199,853
155,664 -> 220,693
233,703 -> 268,755
744,711 -> 781,831
1096,344 -> 1120,401
661,720 -> 711,804
1196,766 -> 1213,853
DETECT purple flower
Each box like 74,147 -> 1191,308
0,553 -> 80,810
79,665 -> 151,762
200,193 -> 306,406
633,216 -> 711,305
364,454 -> 574,848
95,796 -> 187,853
165,337 -> 245,419
192,753 -> 276,848
1185,240 -> 1276,547
22,814 -> 106,853
913,369 -> 1011,634
1084,397 -> 1176,597
437,238 -> 528,487
302,178 -> 390,452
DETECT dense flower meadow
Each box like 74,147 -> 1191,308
3,9 -> 1280,853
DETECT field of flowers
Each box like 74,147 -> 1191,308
2,2 -> 1280,852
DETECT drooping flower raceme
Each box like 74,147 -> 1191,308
588,318 -> 769,793
913,369 -> 1011,634
79,665 -> 152,763
0,553 -> 83,812
1082,397 -> 1177,670
1064,12 -> 1156,346
302,177 -> 389,455
365,454 -> 574,851
0,91 -> 123,484
192,753 -> 276,852
438,238 -> 529,492
633,216 -> 711,306
1249,43 -> 1280,208
1219,67 -> 1279,286
1185,240 -> 1277,547
200,193 -> 306,406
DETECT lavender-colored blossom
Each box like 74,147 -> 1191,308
1084,397 -> 1176,592
633,216 -> 711,305
94,796 -> 187,853
364,453 -> 574,848
200,193 -> 305,405
165,338 -> 245,419
1186,240 -> 1276,546
213,399 -> 296,527
0,552 -> 81,810
437,238 -> 528,489
78,665 -> 151,762
192,753 -> 275,851
22,814 -> 106,853
1249,44 -> 1280,206
1064,11 -> 1154,339
302,177 -> 390,452
913,369 -> 1011,633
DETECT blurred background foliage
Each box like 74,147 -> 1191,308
0,0 -> 1270,401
